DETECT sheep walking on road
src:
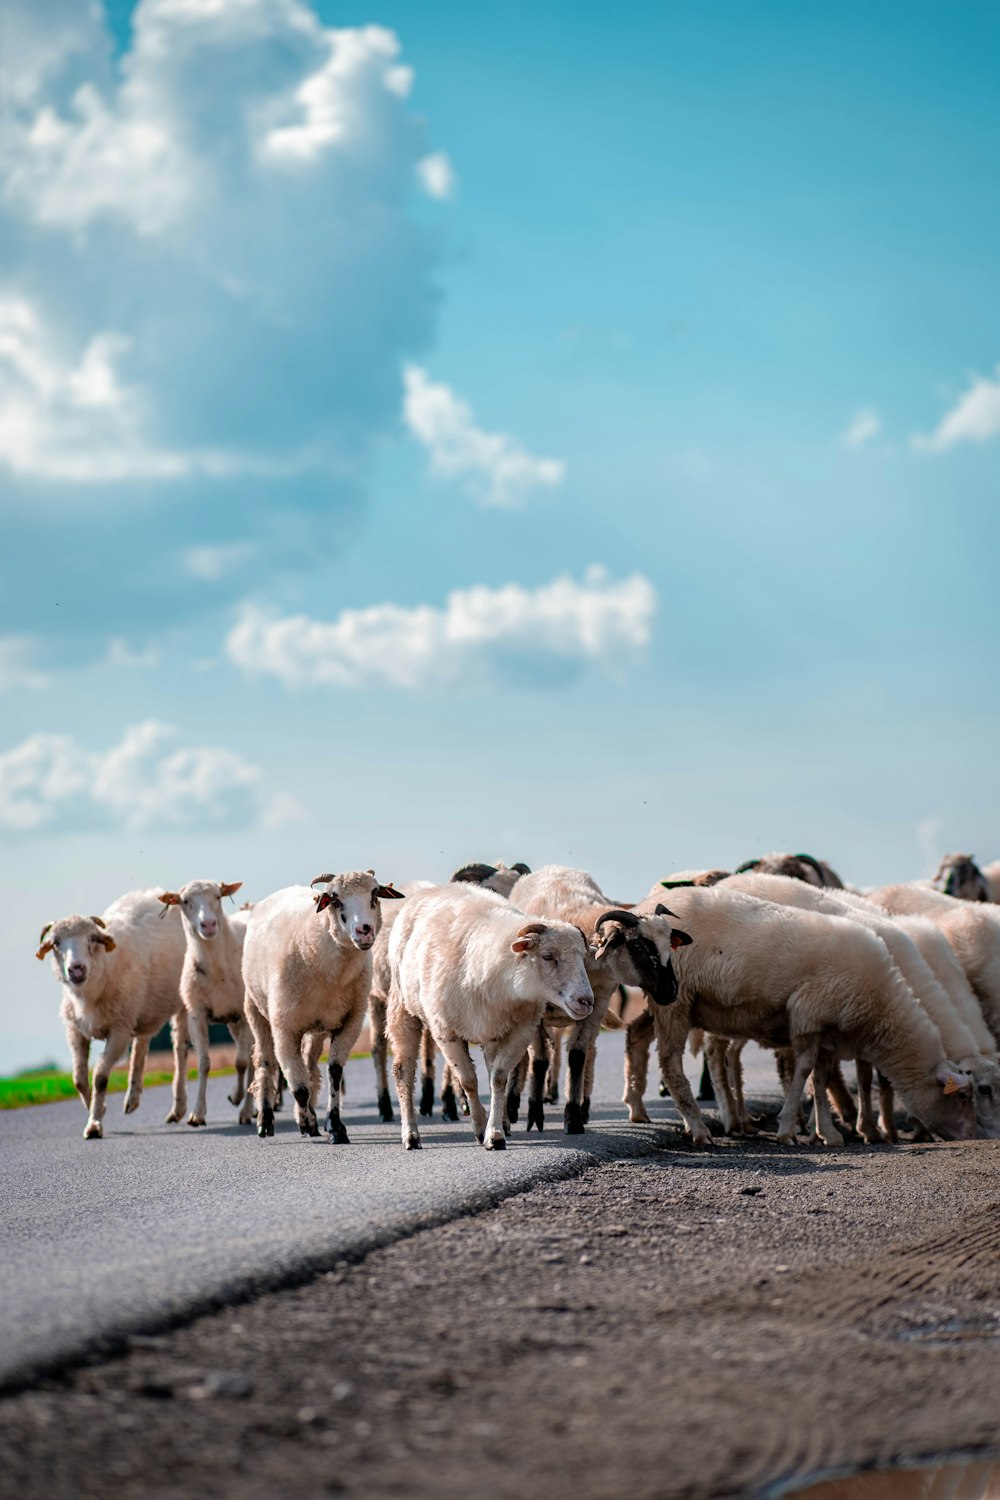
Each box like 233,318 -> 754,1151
158,880 -> 253,1128
242,871 -> 404,1141
36,889 -> 189,1139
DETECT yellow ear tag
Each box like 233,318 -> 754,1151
943,1076 -> 961,1095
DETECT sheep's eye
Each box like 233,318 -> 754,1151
542,952 -> 557,964
53,938 -> 61,948
978,1084 -> 993,1099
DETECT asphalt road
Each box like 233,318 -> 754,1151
1,1034 -> 783,1392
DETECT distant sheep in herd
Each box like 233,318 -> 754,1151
34,846 -> 1000,1152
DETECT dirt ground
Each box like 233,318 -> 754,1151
3,1126 -> 1000,1500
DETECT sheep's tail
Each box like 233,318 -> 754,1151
688,1026 -> 705,1057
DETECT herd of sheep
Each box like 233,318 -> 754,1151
33,850 -> 1000,1150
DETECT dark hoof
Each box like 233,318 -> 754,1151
544,1085 -> 558,1105
503,1119 -> 511,1137
419,1077 -> 435,1117
326,1121 -> 351,1145
485,1134 -> 506,1151
526,1099 -> 544,1132
474,1131 -> 485,1144
441,1086 -> 460,1123
659,1082 -> 671,1099
564,1104 -> 585,1135
377,1089 -> 394,1123
258,1105 -> 275,1138
581,1097 -> 591,1125
405,1134 -> 421,1151
506,1090 -> 520,1125
300,1119 -> 321,1138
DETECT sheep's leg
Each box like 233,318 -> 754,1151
705,1034 -> 739,1134
123,1034 -> 148,1115
877,1070 -> 898,1143
484,1028 -> 534,1151
83,1029 -> 131,1140
388,1004 -> 423,1150
65,1023 -> 91,1111
302,1031 -> 324,1113
440,1061 -> 461,1122
186,1007 -> 211,1127
270,1024 -> 318,1137
853,1059 -> 883,1143
775,1036 -> 821,1145
825,1060 -> 855,1131
564,1001 -> 607,1135
545,1031 -> 561,1104
623,1007 -> 654,1123
652,1007 -> 711,1143
526,1022 -> 552,1132
506,1049 -> 528,1127
230,1020 -> 255,1123
418,1026 -> 437,1118
437,1040 -> 488,1144
368,994 -> 394,1123
165,1009 -> 189,1124
325,1012 -> 365,1145
582,1040 -> 598,1124
809,1054 -> 845,1147
726,1040 -> 754,1132
245,1001 -> 277,1138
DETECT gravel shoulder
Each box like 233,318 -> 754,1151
4,1125 -> 1000,1499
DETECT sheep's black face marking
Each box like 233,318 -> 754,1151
627,933 -> 679,1007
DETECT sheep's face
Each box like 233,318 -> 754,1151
35,915 -> 116,989
312,870 -> 404,951
159,880 -> 242,941
933,854 -> 990,903
965,1057 -> 1000,1138
905,1065 -> 977,1141
590,906 -> 693,1007
511,922 -> 594,1021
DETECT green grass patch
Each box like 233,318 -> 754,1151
0,1064 -> 234,1111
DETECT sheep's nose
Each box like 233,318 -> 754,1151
200,919 -> 218,937
68,963 -> 87,984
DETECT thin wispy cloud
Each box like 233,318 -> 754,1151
0,636 -> 48,692
183,543 -> 259,583
0,720 -> 303,834
841,408 -> 881,448
912,366 -> 1000,452
417,151 -> 457,199
402,365 -> 565,507
226,567 -> 655,690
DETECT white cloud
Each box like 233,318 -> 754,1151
0,636 -> 48,692
417,151 -> 456,199
225,566 -> 656,689
912,366 -> 1000,452
841,408 -> 881,447
0,0 -> 445,491
0,720 -> 285,832
183,542 -> 258,582
402,366 -> 564,507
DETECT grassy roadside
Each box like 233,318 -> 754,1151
0,1066 -> 235,1110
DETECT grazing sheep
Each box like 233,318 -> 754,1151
720,872 -> 1000,1138
387,882 -> 594,1151
36,890 -> 189,1139
242,871 -> 404,1141
507,865 -> 691,1133
867,884 -> 1000,1048
157,880 -> 253,1128
626,882 -> 975,1146
932,854 -> 992,903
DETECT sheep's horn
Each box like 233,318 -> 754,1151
450,863 -> 498,884
595,909 -> 640,931
734,859 -> 761,874
511,862 -> 531,875
660,879 -> 697,890
310,873 -> 335,887
515,922 -> 548,937
793,853 -> 827,881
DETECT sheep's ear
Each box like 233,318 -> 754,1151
591,924 -> 626,960
670,929 -> 693,949
36,940 -> 54,961
95,932 -> 116,952
159,891 -> 181,906
315,891 -> 340,913
90,916 -> 107,929
937,1065 -> 967,1095
310,873 -> 335,887
220,881 -> 243,898
375,883 -> 405,900
654,902 -> 678,918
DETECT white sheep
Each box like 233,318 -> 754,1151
627,882 -> 976,1146
506,864 -> 691,1133
387,882 -> 594,1151
242,870 -> 404,1140
368,879 -> 434,1123
157,879 -> 253,1128
36,889 -> 189,1139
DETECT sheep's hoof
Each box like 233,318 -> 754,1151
377,1089 -> 394,1123
526,1099 -> 544,1132
404,1133 -> 421,1151
419,1077 -> 435,1117
506,1090 -> 520,1125
859,1127 -> 883,1144
544,1084 -> 559,1105
83,1121 -> 103,1140
165,1110 -> 183,1124
485,1133 -> 506,1151
326,1117 -> 351,1144
687,1127 -> 712,1146
258,1105 -> 275,1138
440,1086 -> 460,1122
581,1097 -> 591,1125
627,1106 -> 652,1125
299,1117 -> 321,1138
474,1131 -> 485,1144
187,1114 -> 206,1128
123,1093 -> 141,1115
564,1104 -> 585,1135
776,1131 -> 799,1146
227,1090 -> 243,1107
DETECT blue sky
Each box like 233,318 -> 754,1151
2,0 -> 999,1070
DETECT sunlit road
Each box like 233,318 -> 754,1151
1,1034 -> 782,1390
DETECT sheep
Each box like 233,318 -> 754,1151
867,883 -> 1000,1048
157,880 -> 253,1127
242,870 -> 404,1141
450,860 -> 531,898
505,865 -> 691,1132
733,852 -> 845,889
625,882 -> 975,1146
719,872 -> 1000,1138
932,854 -> 992,903
387,882 -> 595,1151
368,880 -> 433,1123
35,889 -> 189,1139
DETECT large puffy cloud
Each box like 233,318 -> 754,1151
403,365 -> 565,507
0,720 -> 302,832
0,0 -> 443,489
912,366 -> 1000,453
225,567 -> 656,689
